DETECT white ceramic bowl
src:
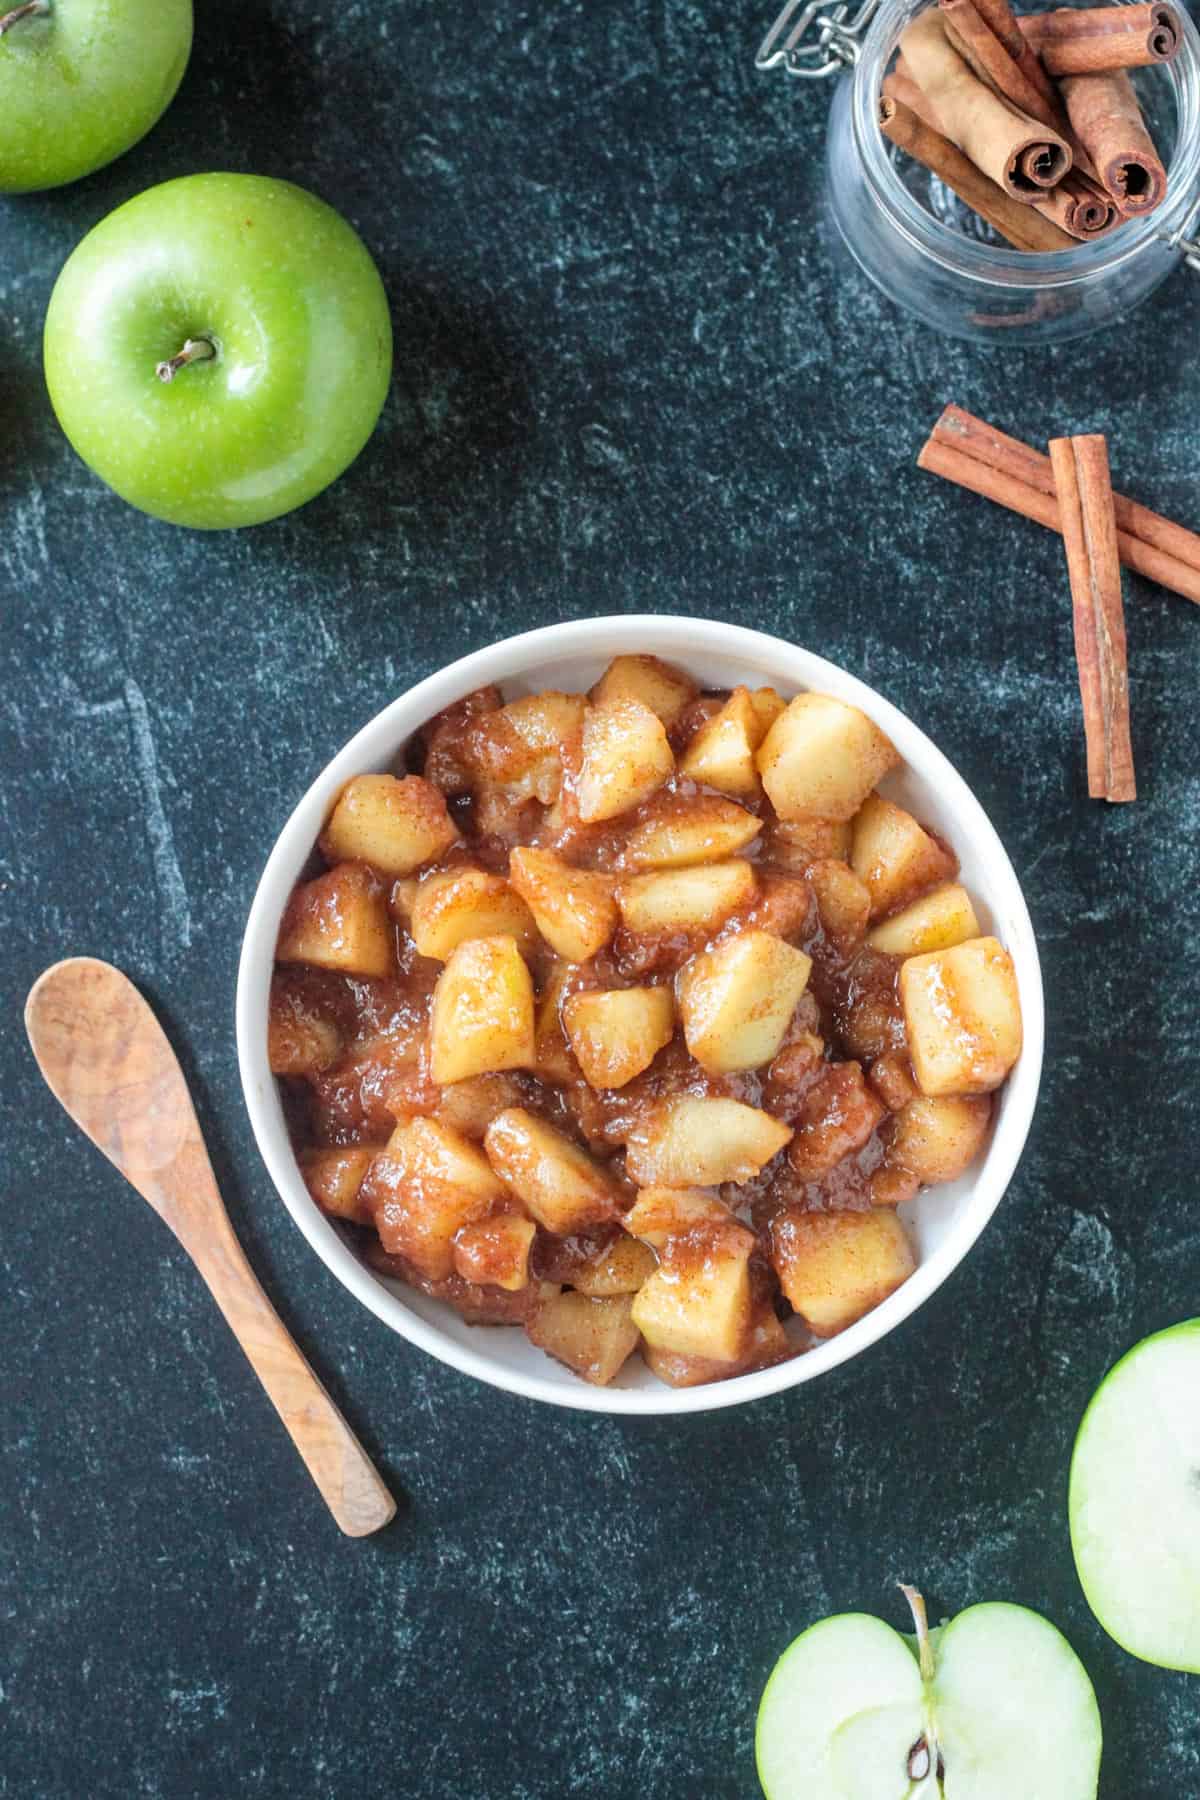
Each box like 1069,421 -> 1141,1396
237,616 -> 1043,1415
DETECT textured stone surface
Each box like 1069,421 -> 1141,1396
3,3 -> 1200,1796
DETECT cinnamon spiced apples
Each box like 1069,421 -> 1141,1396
270,663 -> 1024,1389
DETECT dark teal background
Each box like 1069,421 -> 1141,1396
3,3 -> 1198,1795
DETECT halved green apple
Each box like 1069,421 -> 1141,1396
755,1585 -> 1101,1799
1069,1317 -> 1200,1672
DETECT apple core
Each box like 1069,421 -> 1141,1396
756,1585 -> 1102,1799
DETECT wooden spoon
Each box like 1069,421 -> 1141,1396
25,957 -> 396,1538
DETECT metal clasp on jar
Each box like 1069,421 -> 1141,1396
755,0 -> 883,77
1163,191 -> 1200,269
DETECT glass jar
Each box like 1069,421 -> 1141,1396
760,0 -> 1200,344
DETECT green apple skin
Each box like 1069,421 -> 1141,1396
0,0 -> 193,194
756,1602 -> 1102,1800
1070,1318 -> 1200,1673
43,174 -> 393,529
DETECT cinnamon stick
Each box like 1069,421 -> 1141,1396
1059,69 -> 1167,212
965,0 -> 1024,56
939,0 -> 1073,135
878,97 -> 1076,252
901,9 -> 1072,196
1034,170 -> 1120,237
883,65 -> 945,130
918,405 -> 1200,606
1019,4 -> 1181,74
1050,435 -> 1136,802
940,0 -> 1068,113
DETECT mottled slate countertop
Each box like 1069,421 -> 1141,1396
4,3 -> 1198,1796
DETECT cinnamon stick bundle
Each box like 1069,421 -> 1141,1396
901,9 -> 1073,196
1050,435 -> 1136,802
878,96 -> 1076,251
1019,4 -> 1181,74
1059,69 -> 1167,211
885,62 -> 1109,240
918,405 -> 1200,606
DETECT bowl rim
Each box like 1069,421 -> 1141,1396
236,615 -> 1044,1416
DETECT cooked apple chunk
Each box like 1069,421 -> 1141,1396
502,691 -> 587,802
589,654 -> 698,728
622,792 -> 762,870
299,1147 -> 376,1224
615,860 -> 756,937
276,862 -> 396,979
319,773 -> 459,876
900,936 -> 1023,1096
678,687 -> 765,797
757,693 -> 900,822
623,1186 -> 746,1249
563,986 -> 675,1089
867,883 -> 981,957
532,960 -> 577,1085
452,1214 -> 537,1291
643,1306 -> 793,1387
268,973 -> 341,1075
484,1108 -> 623,1233
577,698 -> 674,823
850,793 -> 958,920
771,1207 -> 916,1337
429,934 -> 535,1085
526,1289 -> 641,1385
885,1094 -> 993,1187
365,1117 -> 506,1281
410,866 -> 537,961
508,847 -> 618,963
787,1062 -> 887,1181
631,1233 -> 754,1362
433,1072 -> 528,1139
867,1050 -> 919,1113
570,1233 -> 659,1297
749,687 -> 787,735
807,859 -> 872,961
678,930 -> 813,1073
766,815 -> 852,869
625,1096 -> 792,1187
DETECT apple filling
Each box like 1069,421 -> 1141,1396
270,658 -> 1024,1388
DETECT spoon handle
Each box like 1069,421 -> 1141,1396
24,958 -> 395,1539
186,1187 -> 397,1538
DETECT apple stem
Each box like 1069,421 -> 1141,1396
899,1583 -> 936,1684
0,1 -> 50,37
155,338 -> 217,384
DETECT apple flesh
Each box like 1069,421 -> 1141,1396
0,0 -> 193,194
43,173 -> 393,529
1069,1317 -> 1200,1672
756,1585 -> 1102,1799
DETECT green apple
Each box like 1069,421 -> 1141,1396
1069,1317 -> 1200,1672
43,173 -> 393,529
0,0 -> 192,194
756,1584 -> 1102,1799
